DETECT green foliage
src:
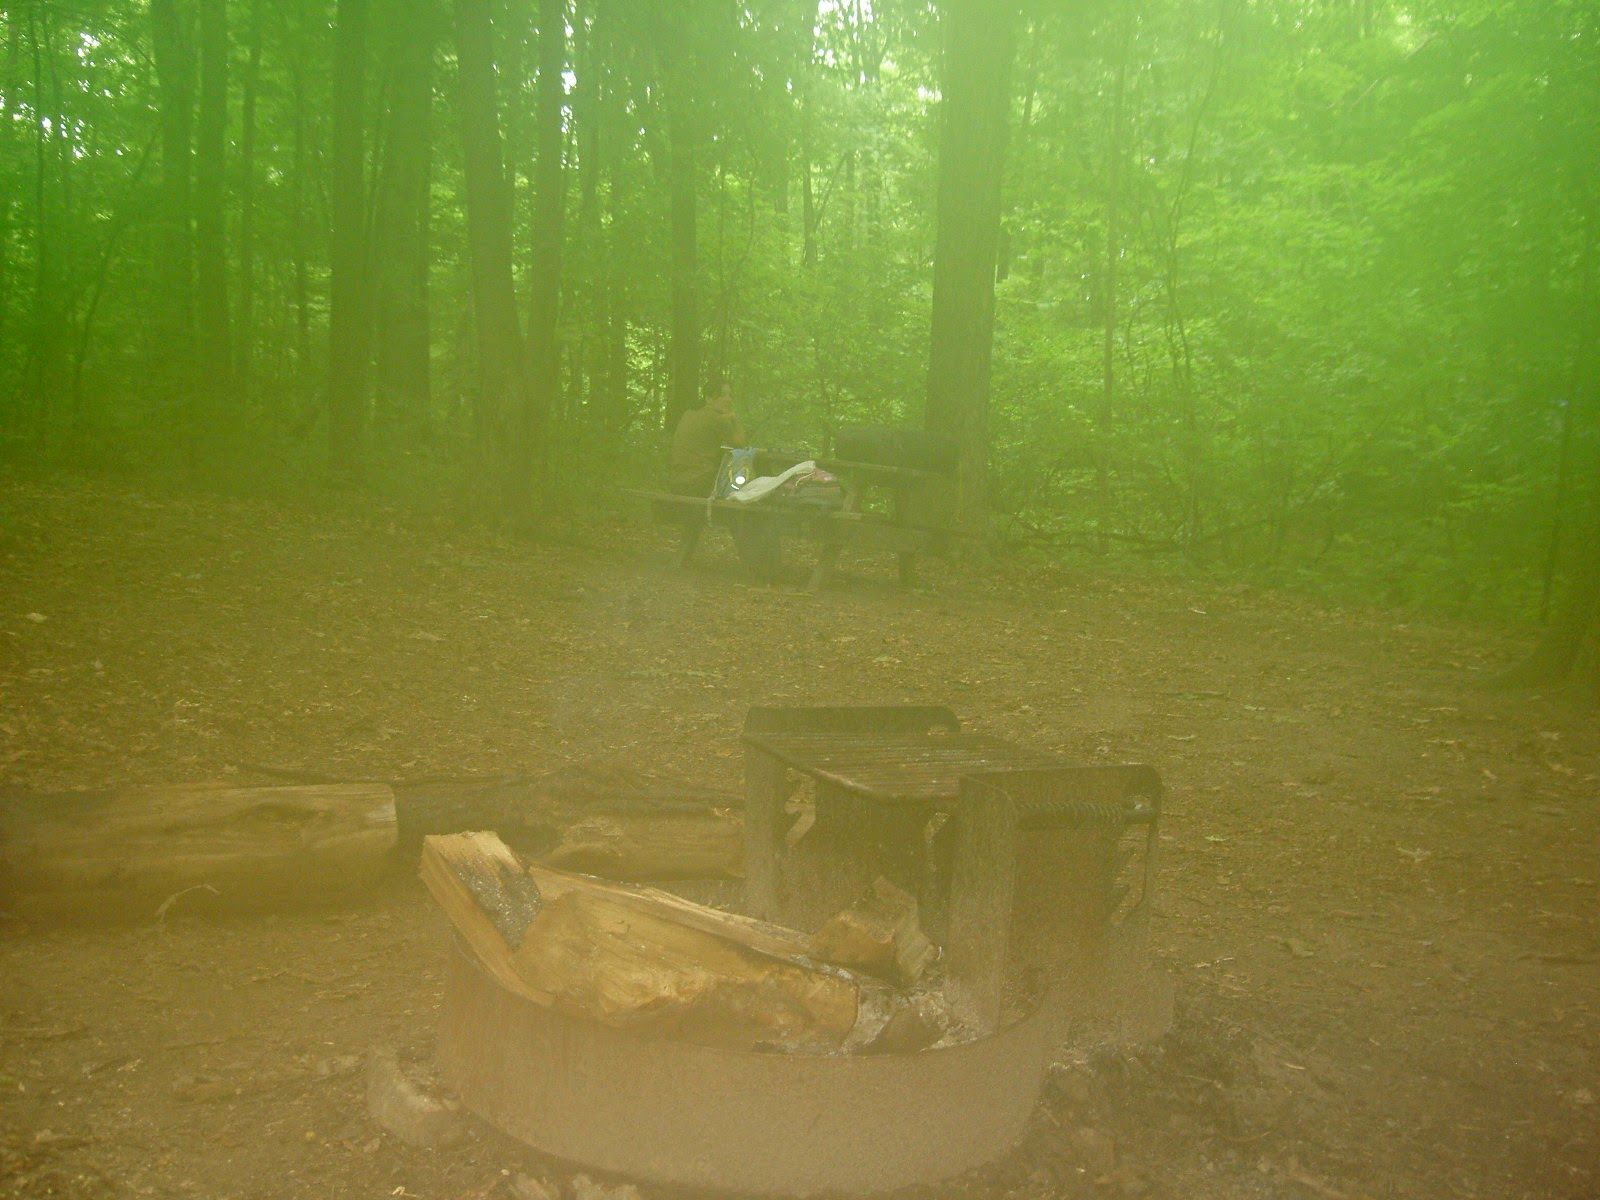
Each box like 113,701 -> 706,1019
0,0 -> 1594,618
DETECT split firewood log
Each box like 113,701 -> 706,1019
393,764 -> 736,855
524,864 -> 811,961
421,832 -> 863,1053
419,832 -> 548,1004
1,763 -> 743,924
540,810 -> 743,881
0,783 -> 397,920
807,877 -> 937,987
512,888 -> 859,1052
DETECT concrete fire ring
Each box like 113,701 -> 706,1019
436,940 -> 1057,1196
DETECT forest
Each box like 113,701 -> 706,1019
1,0 -> 1596,640
3,5 -> 1600,1199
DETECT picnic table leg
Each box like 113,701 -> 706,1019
897,551 -> 917,589
892,486 -> 919,589
808,538 -> 842,592
676,518 -> 703,567
733,512 -> 783,582
808,477 -> 860,592
743,751 -> 790,921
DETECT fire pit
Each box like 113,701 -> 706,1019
437,938 -> 1057,1195
431,706 -> 1164,1195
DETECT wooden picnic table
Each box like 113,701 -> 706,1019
631,450 -> 952,590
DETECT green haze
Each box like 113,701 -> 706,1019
0,0 -> 1595,625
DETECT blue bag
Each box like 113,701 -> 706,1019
712,447 -> 758,500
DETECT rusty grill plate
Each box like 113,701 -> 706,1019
741,731 -> 1065,805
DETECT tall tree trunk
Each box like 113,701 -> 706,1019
1507,198 -> 1600,698
453,0 -> 527,521
1097,10 -> 1132,553
924,0 -> 1017,539
290,0 -> 311,396
68,133 -> 161,442
666,128 -> 699,427
0,14 -> 19,367
149,0 -> 196,408
660,10 -> 700,428
797,0 -> 818,267
604,208 -> 632,433
44,13 -> 73,421
1503,487 -> 1600,698
598,10 -> 630,436
500,1 -> 533,271
1161,4 -> 1226,555
575,0 -> 599,228
372,0 -> 436,432
195,0 -> 231,424
1539,204 -> 1596,621
234,0 -> 262,391
328,0 -> 370,473
523,0 -> 566,500
572,0 -> 599,425
22,5 -> 52,426
712,143 -> 728,376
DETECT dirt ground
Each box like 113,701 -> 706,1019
2,475 -> 1597,1200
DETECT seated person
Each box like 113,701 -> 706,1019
664,379 -> 780,579
667,379 -> 747,496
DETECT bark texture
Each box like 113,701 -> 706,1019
924,0 -> 1018,540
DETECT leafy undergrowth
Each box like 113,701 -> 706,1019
2,475 -> 1597,1200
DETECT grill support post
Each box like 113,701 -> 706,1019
743,752 -> 790,921
944,779 -> 1020,1032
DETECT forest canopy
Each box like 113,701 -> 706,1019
0,0 -> 1596,622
